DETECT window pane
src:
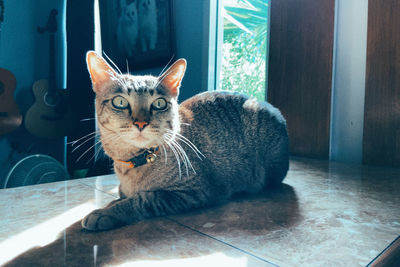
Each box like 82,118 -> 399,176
219,0 -> 269,101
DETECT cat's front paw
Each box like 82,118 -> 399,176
81,208 -> 122,231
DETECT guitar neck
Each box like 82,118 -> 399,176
48,32 -> 56,97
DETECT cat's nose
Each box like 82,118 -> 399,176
134,121 -> 148,130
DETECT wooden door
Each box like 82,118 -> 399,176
363,0 -> 400,167
268,0 -> 335,159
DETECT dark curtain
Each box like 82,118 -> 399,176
66,0 -> 112,177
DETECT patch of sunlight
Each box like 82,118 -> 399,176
109,186 -> 119,195
109,253 -> 248,267
91,174 -> 119,197
0,201 -> 97,266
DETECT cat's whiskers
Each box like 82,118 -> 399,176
161,143 -> 168,165
162,132 -> 185,177
172,136 -> 196,175
163,128 -> 203,174
67,131 -> 98,147
174,136 -> 204,161
103,52 -> 123,75
157,55 -> 175,77
103,52 -> 130,90
71,132 -> 99,153
165,129 -> 205,160
116,75 -> 130,91
164,138 -> 182,179
76,134 -> 115,163
119,130 -> 132,133
126,59 -> 130,74
166,136 -> 190,176
87,140 -> 106,164
163,132 -> 196,177
76,140 -> 101,163
153,69 -> 175,89
80,117 -> 96,122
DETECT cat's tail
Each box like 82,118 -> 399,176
265,126 -> 290,188
267,154 -> 289,188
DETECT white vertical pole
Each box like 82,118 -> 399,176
330,0 -> 369,163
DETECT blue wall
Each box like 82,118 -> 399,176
0,0 -> 66,185
0,0 -> 211,184
0,0 -> 66,111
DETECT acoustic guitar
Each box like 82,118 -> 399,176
25,9 -> 75,139
0,68 -> 22,135
0,0 -> 22,135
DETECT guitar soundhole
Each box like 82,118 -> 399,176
44,92 -> 60,107
0,81 -> 4,95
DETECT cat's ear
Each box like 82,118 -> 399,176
159,59 -> 186,97
86,51 -> 118,94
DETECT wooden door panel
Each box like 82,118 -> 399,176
363,0 -> 400,167
268,0 -> 335,159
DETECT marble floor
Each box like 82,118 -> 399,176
0,158 -> 399,267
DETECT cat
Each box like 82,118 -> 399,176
138,0 -> 158,52
82,51 -> 289,231
117,0 -> 139,57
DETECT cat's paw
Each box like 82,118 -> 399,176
81,209 -> 122,231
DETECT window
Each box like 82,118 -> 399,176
217,0 -> 269,101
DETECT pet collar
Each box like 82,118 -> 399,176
116,147 -> 159,168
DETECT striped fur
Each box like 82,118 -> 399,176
82,53 -> 289,231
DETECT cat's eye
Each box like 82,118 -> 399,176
151,98 -> 167,110
112,96 -> 129,109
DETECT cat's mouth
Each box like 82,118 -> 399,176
134,135 -> 149,142
130,132 -> 154,144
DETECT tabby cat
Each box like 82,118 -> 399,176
82,51 -> 289,231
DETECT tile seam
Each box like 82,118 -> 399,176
76,180 -> 119,199
165,217 -> 280,267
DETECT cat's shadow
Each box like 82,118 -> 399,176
169,183 -> 301,232
4,183 -> 300,266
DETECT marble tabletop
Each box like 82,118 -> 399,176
0,158 -> 399,266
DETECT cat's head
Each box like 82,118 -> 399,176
126,0 -> 138,21
120,0 -> 138,21
139,0 -> 155,11
86,51 -> 186,159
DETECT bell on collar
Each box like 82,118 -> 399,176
146,152 -> 157,164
